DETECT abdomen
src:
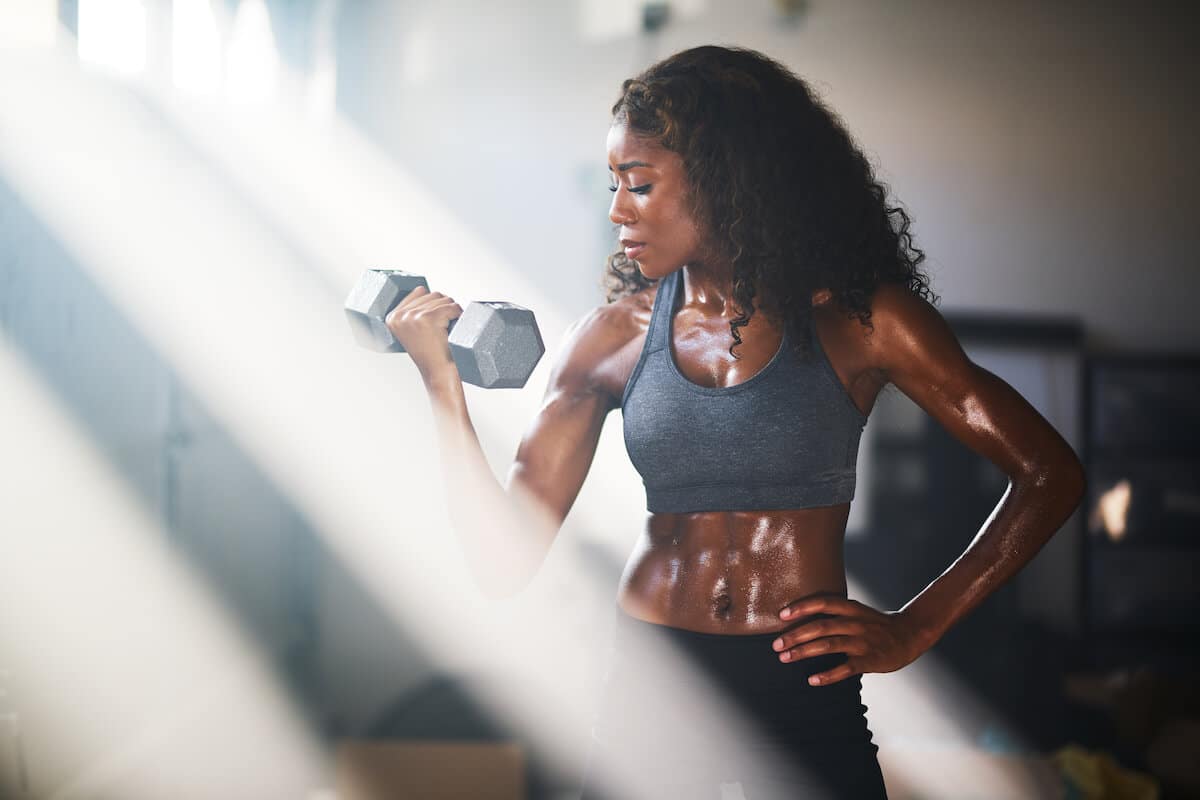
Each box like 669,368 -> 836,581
616,507 -> 851,635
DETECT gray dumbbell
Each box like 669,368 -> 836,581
344,269 -> 545,389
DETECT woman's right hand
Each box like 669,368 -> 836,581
384,285 -> 464,382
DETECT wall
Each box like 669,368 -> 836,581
349,0 -> 1199,351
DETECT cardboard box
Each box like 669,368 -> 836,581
334,740 -> 525,800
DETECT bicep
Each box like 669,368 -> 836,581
505,309 -> 614,528
871,288 -> 1084,484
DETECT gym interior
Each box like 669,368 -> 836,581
1,1 -> 1197,798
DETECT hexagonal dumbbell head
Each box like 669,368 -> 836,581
344,269 -> 430,352
448,302 -> 545,389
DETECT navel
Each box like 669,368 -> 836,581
712,575 -> 733,616
713,592 -> 733,616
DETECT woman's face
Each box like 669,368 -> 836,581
606,123 -> 706,279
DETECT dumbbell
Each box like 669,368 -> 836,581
344,269 -> 545,389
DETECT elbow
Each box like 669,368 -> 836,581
1071,460 -> 1088,507
1025,456 -> 1087,511
1061,452 -> 1088,509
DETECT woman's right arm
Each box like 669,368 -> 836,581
404,295 -> 620,599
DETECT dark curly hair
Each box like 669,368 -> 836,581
602,45 -> 937,361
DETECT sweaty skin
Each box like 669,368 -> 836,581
596,278 -> 877,634
597,122 -> 885,634
410,123 -> 1085,658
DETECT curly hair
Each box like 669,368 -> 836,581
602,45 -> 937,361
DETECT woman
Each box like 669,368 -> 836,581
387,45 -> 1086,799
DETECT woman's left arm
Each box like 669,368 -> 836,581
774,285 -> 1087,684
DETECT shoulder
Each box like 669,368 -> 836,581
864,281 -> 940,327
550,283 -> 660,390
857,282 -> 968,381
580,282 -> 659,346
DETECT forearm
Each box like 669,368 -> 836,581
422,369 -> 553,599
899,465 -> 1086,648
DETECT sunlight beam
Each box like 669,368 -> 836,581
0,339 -> 323,798
0,32 -> 1041,797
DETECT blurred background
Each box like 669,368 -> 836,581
1,0 -> 1197,798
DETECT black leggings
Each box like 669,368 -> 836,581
578,605 -> 889,800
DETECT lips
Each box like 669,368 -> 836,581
620,238 -> 646,259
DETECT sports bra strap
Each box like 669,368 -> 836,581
647,269 -> 678,355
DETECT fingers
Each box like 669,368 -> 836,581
775,634 -> 865,663
806,662 -> 860,687
398,286 -> 459,314
778,594 -> 861,621
386,294 -> 463,330
772,619 -> 865,653
420,299 -> 464,322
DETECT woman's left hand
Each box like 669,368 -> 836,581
771,595 -> 934,686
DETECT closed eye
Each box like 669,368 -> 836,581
608,184 -> 651,194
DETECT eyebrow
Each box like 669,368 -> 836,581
608,160 -> 654,172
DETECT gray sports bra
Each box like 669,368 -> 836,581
621,268 -> 868,514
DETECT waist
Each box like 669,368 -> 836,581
605,603 -> 861,705
594,604 -> 873,755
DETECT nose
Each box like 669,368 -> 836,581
609,186 -> 636,226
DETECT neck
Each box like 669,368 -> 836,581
680,261 -> 757,319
